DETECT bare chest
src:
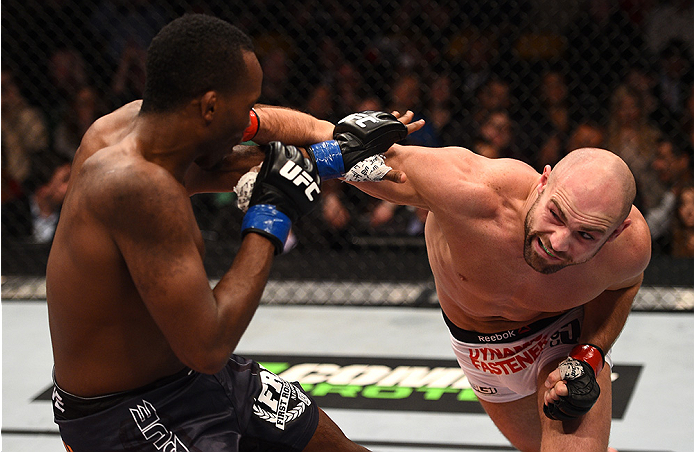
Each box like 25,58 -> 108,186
426,216 -> 607,326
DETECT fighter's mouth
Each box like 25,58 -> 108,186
539,238 -> 557,258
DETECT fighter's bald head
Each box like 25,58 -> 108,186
547,148 -> 636,224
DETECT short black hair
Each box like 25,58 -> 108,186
141,14 -> 254,113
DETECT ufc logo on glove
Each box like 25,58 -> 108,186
279,161 -> 321,201
338,112 -> 381,128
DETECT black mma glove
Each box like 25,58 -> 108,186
241,142 -> 321,254
543,344 -> 605,421
307,111 -> 407,179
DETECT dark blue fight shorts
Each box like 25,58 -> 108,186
52,355 -> 319,452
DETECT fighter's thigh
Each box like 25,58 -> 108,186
537,359 -> 612,452
302,408 -> 369,452
480,394 -> 541,451
478,396 -> 543,452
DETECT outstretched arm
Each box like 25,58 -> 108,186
252,104 -> 334,145
185,109 -> 424,195
184,105 -> 333,195
350,144 -> 487,212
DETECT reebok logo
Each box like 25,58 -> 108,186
279,161 -> 320,201
477,330 -> 517,342
338,112 -> 380,128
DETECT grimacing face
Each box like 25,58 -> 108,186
522,186 -> 614,274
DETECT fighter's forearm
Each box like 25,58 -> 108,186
580,275 -> 643,352
184,145 -> 266,195
211,234 -> 276,360
253,104 -> 334,146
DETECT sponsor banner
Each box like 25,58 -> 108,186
249,354 -> 641,419
34,355 -> 641,419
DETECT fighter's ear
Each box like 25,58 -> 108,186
607,218 -> 632,242
200,91 -> 217,123
537,165 -> 552,194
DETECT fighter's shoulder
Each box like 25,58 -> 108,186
603,206 -> 651,284
80,101 -> 142,148
82,151 -> 184,229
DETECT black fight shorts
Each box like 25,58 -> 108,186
53,355 -> 319,452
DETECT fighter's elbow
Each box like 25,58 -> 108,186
179,347 -> 232,375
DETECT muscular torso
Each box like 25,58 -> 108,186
46,102 -> 202,396
426,210 -> 619,333
358,145 -> 649,334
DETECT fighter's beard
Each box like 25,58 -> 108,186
523,203 -> 569,274
523,232 -> 567,274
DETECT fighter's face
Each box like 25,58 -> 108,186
523,186 -> 613,274
195,51 -> 262,170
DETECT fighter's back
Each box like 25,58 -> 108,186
46,101 -> 188,396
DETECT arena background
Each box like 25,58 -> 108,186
2,0 -> 693,310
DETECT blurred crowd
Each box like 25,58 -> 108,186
2,0 -> 694,258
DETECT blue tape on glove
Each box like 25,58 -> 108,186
241,204 -> 291,252
308,140 -> 344,179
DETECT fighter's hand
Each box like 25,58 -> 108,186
543,344 -> 605,421
391,110 -> 425,135
543,366 -> 569,405
307,111 -> 407,180
360,109 -> 421,183
241,142 -> 321,254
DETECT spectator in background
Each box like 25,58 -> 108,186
334,62 -> 366,118
110,41 -> 148,108
1,150 -> 71,244
473,109 -> 525,163
421,72 -> 466,147
2,140 -> 20,203
646,134 -> 693,253
450,29 -> 496,103
305,83 -> 337,123
605,84 -> 665,213
258,47 -> 292,106
54,85 -> 108,159
532,69 -> 583,169
645,0 -> 694,57
388,73 -> 432,146
46,48 -> 88,117
566,121 -> 606,153
88,0 -> 169,68
652,39 -> 694,133
681,82 -> 694,146
563,0 -> 649,125
536,120 -> 606,171
1,68 -> 50,200
623,62 -> 660,126
460,76 -> 513,147
671,182 -> 694,258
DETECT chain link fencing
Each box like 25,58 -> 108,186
2,0 -> 693,310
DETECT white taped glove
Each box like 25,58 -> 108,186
233,170 -> 258,212
344,154 -> 392,182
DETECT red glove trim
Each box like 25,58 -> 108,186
241,108 -> 259,142
569,344 -> 605,375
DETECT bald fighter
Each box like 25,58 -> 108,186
351,145 -> 650,451
45,14 -> 414,452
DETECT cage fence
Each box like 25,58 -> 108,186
2,0 -> 693,309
